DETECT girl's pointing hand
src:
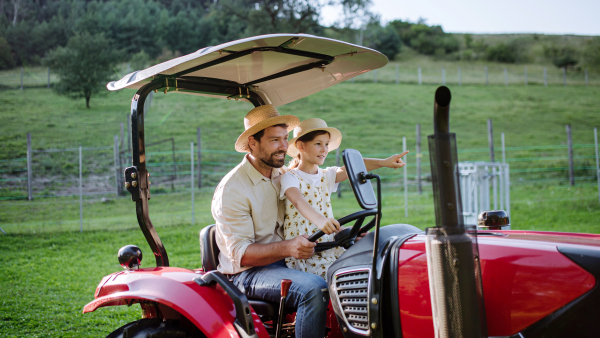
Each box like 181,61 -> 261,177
384,150 -> 409,169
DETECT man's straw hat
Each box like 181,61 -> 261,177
287,118 -> 342,158
235,104 -> 300,153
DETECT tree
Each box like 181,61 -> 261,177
0,36 -> 15,69
544,44 -> 578,70
364,23 -> 401,60
584,37 -> 600,72
485,43 -> 517,63
43,32 -> 122,108
464,33 -> 472,49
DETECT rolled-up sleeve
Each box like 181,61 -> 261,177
211,185 -> 255,272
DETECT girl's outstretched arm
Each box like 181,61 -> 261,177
285,187 -> 340,234
335,150 -> 409,183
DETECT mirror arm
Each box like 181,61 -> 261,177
370,174 -> 382,292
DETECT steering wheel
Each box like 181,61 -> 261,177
307,208 -> 378,252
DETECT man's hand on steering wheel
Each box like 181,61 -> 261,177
355,231 -> 368,242
287,235 -> 315,259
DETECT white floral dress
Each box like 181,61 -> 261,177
283,169 -> 345,280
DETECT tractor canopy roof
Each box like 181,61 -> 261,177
107,34 -> 388,107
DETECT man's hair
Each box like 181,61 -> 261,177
251,124 -> 288,143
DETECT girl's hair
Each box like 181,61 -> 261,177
288,130 -> 331,169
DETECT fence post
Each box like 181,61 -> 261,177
120,122 -> 124,149
485,66 -> 488,85
395,64 -> 399,84
524,66 -> 528,86
488,119 -> 495,162
418,67 -> 422,85
544,67 -> 548,87
336,148 -> 341,198
504,67 -> 508,86
563,67 -> 567,86
585,69 -> 589,87
27,132 -> 32,200
566,124 -> 574,186
501,132 -> 506,164
442,67 -> 446,85
197,127 -> 202,188
171,138 -> 176,192
373,69 -> 377,84
47,68 -> 50,88
20,67 -> 23,90
191,142 -> 195,225
595,127 -> 599,204
458,66 -> 462,86
79,146 -> 83,233
114,135 -> 120,196
127,116 -> 131,153
416,123 -> 422,195
403,136 -> 408,218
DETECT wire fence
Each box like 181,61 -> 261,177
351,63 -> 599,86
2,124 -> 600,234
4,141 -> 596,201
1,63 -> 598,90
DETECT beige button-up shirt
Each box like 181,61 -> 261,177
211,154 -> 285,274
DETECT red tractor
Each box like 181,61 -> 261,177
84,34 -> 600,338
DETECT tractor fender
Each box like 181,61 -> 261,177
83,267 -> 268,338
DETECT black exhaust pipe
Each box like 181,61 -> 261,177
426,86 -> 486,338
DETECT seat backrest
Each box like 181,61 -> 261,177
200,224 -> 220,272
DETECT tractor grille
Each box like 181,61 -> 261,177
334,269 -> 371,334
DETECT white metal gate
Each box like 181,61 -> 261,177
459,162 -> 510,227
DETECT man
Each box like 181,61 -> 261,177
211,104 -> 328,338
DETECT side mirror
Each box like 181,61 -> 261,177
342,149 -> 377,209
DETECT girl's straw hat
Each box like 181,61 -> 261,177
287,118 -> 342,158
235,104 -> 300,153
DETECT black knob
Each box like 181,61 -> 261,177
118,245 -> 143,270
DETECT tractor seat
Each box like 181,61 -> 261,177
200,224 -> 285,320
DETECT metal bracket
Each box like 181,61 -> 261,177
124,166 -> 140,202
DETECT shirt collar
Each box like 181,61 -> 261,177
242,154 -> 282,186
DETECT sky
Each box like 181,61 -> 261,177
321,0 -> 600,36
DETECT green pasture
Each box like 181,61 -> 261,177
1,82 -> 599,159
1,183 -> 600,337
1,81 -> 600,337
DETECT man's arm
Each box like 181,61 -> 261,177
241,235 -> 315,267
213,184 -> 316,270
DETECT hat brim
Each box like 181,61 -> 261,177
235,115 -> 300,153
286,127 -> 342,158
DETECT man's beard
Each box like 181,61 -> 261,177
260,151 -> 286,168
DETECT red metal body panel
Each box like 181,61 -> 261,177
83,267 -> 269,338
397,232 -> 597,338
325,299 -> 343,337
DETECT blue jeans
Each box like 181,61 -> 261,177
231,260 -> 328,338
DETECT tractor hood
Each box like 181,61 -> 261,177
107,34 -> 388,107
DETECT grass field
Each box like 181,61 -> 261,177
1,81 -> 600,337
1,182 -> 600,337
1,83 -> 599,159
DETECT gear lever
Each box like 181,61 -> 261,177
276,279 -> 292,338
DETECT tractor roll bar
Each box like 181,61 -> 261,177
122,37 -> 358,267
127,81 -> 169,267
126,77 -> 270,267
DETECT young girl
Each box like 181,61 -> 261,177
280,118 -> 408,280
